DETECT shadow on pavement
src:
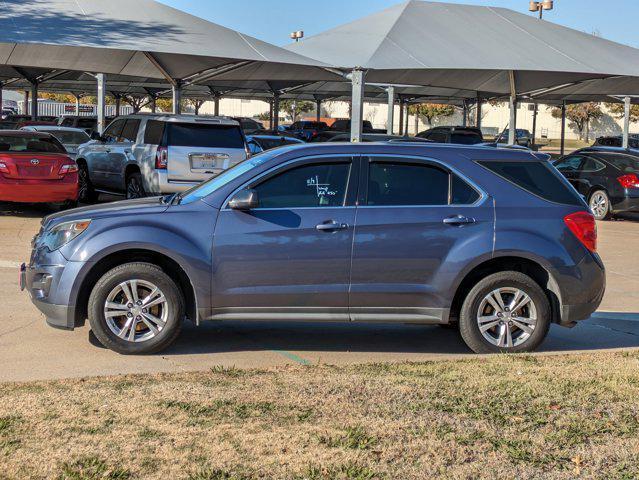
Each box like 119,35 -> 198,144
115,311 -> 639,357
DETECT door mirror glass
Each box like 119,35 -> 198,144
228,189 -> 259,210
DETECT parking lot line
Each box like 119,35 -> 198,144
271,350 -> 312,366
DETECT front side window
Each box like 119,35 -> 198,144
367,161 -> 449,206
102,120 -> 125,143
554,156 -> 584,172
254,161 -> 351,208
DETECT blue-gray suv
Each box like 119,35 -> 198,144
21,143 -> 605,355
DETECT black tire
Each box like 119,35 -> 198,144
589,190 -> 611,221
126,172 -> 146,199
459,271 -> 551,354
78,163 -> 97,203
88,263 -> 184,355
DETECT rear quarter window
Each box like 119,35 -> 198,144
166,123 -> 244,148
143,120 -> 165,145
479,160 -> 582,206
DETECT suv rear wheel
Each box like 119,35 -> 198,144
88,263 -> 184,354
126,172 -> 146,199
459,271 -> 550,353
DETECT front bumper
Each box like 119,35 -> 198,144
21,254 -> 86,330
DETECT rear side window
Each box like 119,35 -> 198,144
144,120 -> 165,145
368,162 -> 449,206
452,175 -> 480,204
597,153 -> 639,173
480,160 -> 582,205
166,123 -> 244,148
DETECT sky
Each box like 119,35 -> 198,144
157,0 -> 639,48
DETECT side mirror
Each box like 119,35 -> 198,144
228,189 -> 258,211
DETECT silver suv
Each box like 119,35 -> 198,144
76,114 -> 248,201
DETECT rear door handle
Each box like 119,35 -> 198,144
316,220 -> 349,232
443,215 -> 476,226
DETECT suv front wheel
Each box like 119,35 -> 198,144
459,271 -> 550,354
88,263 -> 184,354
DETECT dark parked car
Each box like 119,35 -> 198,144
58,116 -> 115,135
554,148 -> 639,219
416,126 -> 484,145
496,129 -> 532,148
327,133 -> 431,143
593,135 -> 639,149
287,121 -> 328,141
330,119 -> 381,133
246,134 -> 304,154
22,143 -> 604,355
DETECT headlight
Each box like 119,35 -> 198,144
41,220 -> 91,251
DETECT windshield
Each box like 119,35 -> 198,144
180,150 -> 280,204
45,130 -> 90,145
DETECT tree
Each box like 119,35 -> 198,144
408,103 -> 456,131
122,95 -> 149,113
604,102 -> 639,124
155,98 -> 173,113
279,100 -> 315,122
550,102 -> 603,141
185,98 -> 205,115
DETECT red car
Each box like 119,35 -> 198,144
0,131 -> 79,208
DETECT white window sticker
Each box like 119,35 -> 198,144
307,175 -> 337,198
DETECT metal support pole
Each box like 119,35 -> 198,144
387,86 -> 395,135
23,90 -> 29,115
0,85 -> 3,114
273,94 -> 280,130
30,81 -> 38,119
476,98 -> 482,129
214,95 -> 220,116
350,69 -> 365,143
151,95 -> 157,113
398,98 -> 404,136
508,96 -> 517,145
560,101 -> 566,156
623,96 -> 631,149
96,73 -> 106,135
75,94 -> 81,115
172,82 -> 182,114
462,101 -> 468,127
316,99 -> 322,123
115,95 -> 121,117
404,102 -> 409,135
531,103 -> 538,149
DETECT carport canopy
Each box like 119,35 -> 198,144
287,0 -> 639,143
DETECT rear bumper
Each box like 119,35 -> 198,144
557,252 -> 606,326
145,169 -> 206,194
0,179 -> 78,203
611,195 -> 639,213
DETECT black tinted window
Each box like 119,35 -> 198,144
428,132 -> 448,143
120,119 -> 140,142
144,120 -> 165,144
451,133 -> 483,145
166,123 -> 244,148
368,161 -> 449,206
255,162 -> 350,208
452,175 -> 480,204
598,153 -> 639,173
77,118 -> 96,129
480,161 -> 582,205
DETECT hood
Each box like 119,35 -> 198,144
42,196 -> 170,231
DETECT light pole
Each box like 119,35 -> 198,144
529,1 -> 553,19
290,30 -> 304,42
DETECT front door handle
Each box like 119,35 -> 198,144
316,220 -> 348,232
443,215 -> 476,226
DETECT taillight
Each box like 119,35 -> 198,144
0,162 -> 9,174
617,173 -> 639,189
59,164 -> 79,175
564,211 -> 597,253
311,130 -> 318,138
155,146 -> 168,169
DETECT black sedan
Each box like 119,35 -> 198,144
554,148 -> 639,220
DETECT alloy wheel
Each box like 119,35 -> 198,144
78,167 -> 89,200
104,279 -> 168,343
589,192 -> 608,219
126,176 -> 145,199
476,287 -> 537,348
